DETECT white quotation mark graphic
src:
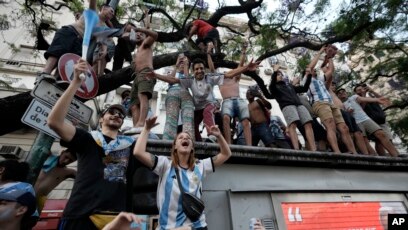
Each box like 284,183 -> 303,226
288,207 -> 302,222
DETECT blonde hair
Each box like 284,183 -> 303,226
171,132 -> 196,171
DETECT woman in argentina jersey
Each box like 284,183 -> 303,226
133,116 -> 232,230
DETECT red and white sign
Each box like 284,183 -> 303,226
282,202 -> 384,230
58,53 -> 99,99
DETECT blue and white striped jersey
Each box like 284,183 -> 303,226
152,156 -> 214,230
308,75 -> 333,104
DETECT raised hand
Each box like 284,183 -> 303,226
144,116 -> 159,131
207,42 -> 214,53
247,59 -> 261,71
206,125 -> 222,138
74,59 -> 88,82
378,97 -> 391,107
102,212 -> 143,230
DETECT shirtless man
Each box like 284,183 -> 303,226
34,148 -> 77,212
125,23 -> 158,134
219,42 -> 251,145
246,88 -> 276,147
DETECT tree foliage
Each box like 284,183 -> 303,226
1,0 -> 408,150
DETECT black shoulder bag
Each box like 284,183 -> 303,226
175,167 -> 205,222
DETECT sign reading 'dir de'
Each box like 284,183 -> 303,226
31,80 -> 93,124
21,99 -> 66,139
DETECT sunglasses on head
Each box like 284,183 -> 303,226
107,108 -> 125,119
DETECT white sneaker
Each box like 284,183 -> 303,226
123,127 -> 143,135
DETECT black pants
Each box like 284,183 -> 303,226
58,216 -> 98,230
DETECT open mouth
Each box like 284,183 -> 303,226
181,141 -> 189,147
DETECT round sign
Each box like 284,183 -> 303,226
58,53 -> 99,99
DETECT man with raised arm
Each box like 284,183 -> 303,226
48,59 -> 139,229
337,85 -> 399,157
219,41 -> 252,145
149,48 -> 260,141
246,88 -> 276,148
40,0 -> 115,81
125,21 -> 158,134
34,148 -> 77,212
307,48 -> 357,154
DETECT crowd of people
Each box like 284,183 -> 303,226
0,0 -> 402,229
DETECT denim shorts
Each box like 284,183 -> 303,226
221,98 -> 249,121
251,122 -> 275,146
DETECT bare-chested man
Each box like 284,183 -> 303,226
246,88 -> 276,147
125,23 -> 158,134
219,42 -> 252,145
34,149 -> 77,212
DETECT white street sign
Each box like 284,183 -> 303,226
31,80 -> 93,124
21,100 -> 65,139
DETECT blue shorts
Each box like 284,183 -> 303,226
251,122 -> 275,146
221,98 -> 249,121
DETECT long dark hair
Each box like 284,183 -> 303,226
171,132 -> 196,171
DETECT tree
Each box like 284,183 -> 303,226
0,0 -> 407,150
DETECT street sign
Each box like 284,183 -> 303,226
31,80 -> 93,124
21,100 -> 68,139
58,53 -> 99,99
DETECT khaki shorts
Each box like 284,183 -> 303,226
130,67 -> 156,105
380,123 -> 393,140
312,101 -> 344,124
357,119 -> 382,136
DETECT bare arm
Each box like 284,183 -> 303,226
64,168 -> 77,179
48,59 -> 88,142
258,96 -> 272,110
89,0 -> 97,10
206,43 -> 215,73
356,95 -> 390,106
207,125 -> 232,167
133,117 -> 159,169
224,59 -> 260,78
187,24 -> 198,40
307,46 -> 325,70
151,72 -> 180,84
143,9 -> 150,29
239,41 -> 248,67
136,27 -> 158,47
324,58 -> 334,89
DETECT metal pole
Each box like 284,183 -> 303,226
26,132 -> 55,184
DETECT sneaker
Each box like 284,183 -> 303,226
123,127 -> 143,135
207,135 -> 217,143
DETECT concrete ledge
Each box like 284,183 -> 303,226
146,140 -> 408,171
